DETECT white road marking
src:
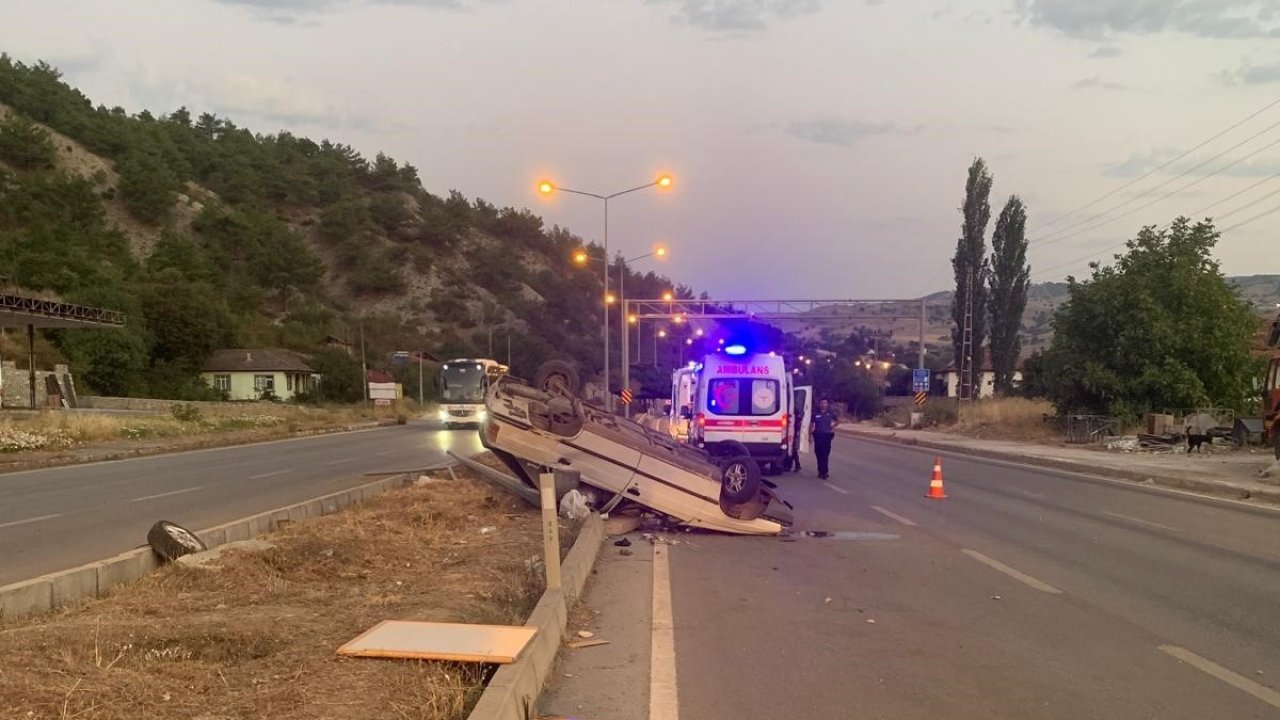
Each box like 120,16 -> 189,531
0,513 -> 62,529
650,542 -> 679,720
871,505 -> 918,527
324,458 -> 356,466
1159,645 -> 1280,710
372,451 -> 392,457
130,486 -> 204,502
961,549 -> 1063,594
823,481 -> 849,495
248,469 -> 293,480
1102,511 -> 1180,532
1010,488 -> 1046,500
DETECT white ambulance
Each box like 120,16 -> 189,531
685,348 -> 792,472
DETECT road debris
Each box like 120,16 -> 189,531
338,620 -> 537,664
613,537 -> 632,547
559,489 -> 591,520
620,548 -> 634,556
564,638 -> 610,650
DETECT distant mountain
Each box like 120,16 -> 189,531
782,276 -> 1280,359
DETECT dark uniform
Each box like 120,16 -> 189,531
810,405 -> 839,479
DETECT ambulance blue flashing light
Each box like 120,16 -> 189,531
724,344 -> 748,356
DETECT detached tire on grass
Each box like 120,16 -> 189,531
147,520 -> 208,562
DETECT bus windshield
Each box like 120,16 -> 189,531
441,363 -> 486,403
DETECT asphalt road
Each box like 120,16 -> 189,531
0,423 -> 483,585
545,435 -> 1280,719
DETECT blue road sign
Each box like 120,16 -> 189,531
912,368 -> 931,393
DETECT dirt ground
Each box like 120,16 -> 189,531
0,465 -> 575,720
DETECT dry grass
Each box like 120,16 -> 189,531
947,397 -> 1058,442
0,405 -> 371,451
0,473 -> 546,720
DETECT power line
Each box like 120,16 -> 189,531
1219,201 -> 1280,234
1032,96 -> 1280,232
1213,183 -> 1280,221
1034,133 -> 1280,249
1189,170 -> 1280,216
1033,117 -> 1280,245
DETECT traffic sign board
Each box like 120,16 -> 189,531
913,391 -> 928,406
912,368 -> 931,393
620,388 -> 634,405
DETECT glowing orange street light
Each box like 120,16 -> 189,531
662,291 -> 674,302
628,314 -> 638,324
605,293 -> 616,305
673,314 -> 685,324
573,250 -> 589,265
537,180 -> 555,195
658,329 -> 667,338
657,174 -> 674,189
655,246 -> 667,257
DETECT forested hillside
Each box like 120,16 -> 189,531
0,55 -> 688,400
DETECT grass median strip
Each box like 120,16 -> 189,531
0,460 -> 572,720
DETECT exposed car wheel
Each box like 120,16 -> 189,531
720,454 -> 762,505
533,360 -> 581,395
711,440 -> 750,458
147,520 -> 207,562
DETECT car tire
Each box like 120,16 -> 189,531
533,360 -> 581,396
720,454 -> 762,505
146,520 -> 207,562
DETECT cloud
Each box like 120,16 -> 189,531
211,0 -> 477,22
658,0 -> 824,32
788,118 -> 920,147
1016,0 -> 1280,40
1070,74 -> 1130,90
1220,59 -> 1280,84
1089,44 -> 1122,58
1104,146 -> 1280,178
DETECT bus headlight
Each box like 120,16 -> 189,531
438,410 -> 449,422
476,409 -> 488,421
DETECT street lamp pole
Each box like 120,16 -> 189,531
539,175 -> 672,411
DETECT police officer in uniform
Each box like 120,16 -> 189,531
809,398 -> 840,480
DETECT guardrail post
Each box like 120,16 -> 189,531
538,472 -> 562,590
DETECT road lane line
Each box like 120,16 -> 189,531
0,513 -> 62,529
823,481 -> 849,495
1010,488 -> 1046,500
324,458 -> 355,466
248,469 -> 293,480
961,549 -> 1063,594
130,486 -> 203,502
1102,511 -> 1180,532
871,506 -> 918,527
1159,645 -> 1280,710
650,543 -> 679,720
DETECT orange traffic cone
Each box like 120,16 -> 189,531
925,456 -> 947,499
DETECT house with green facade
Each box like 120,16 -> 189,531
201,349 -> 319,401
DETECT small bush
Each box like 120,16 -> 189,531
396,413 -> 408,425
170,403 -> 204,423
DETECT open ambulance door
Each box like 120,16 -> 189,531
794,385 -> 813,455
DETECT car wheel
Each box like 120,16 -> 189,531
533,360 -> 581,395
146,520 -> 207,562
720,454 -> 762,505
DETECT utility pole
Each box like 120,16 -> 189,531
417,353 -> 423,406
359,321 -> 368,406
960,271 -> 975,406
918,298 -> 926,370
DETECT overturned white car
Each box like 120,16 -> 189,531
479,362 -> 794,535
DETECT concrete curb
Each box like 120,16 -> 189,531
840,427 -> 1280,506
465,513 -> 605,720
0,473 -> 414,622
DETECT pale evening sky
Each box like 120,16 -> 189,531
2,0 -> 1278,299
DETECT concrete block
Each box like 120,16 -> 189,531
321,495 -> 339,515
287,504 -> 308,522
50,564 -> 100,607
249,513 -> 273,537
225,521 -> 251,543
334,492 -> 352,510
0,577 -> 53,620
304,499 -> 323,519
198,527 -> 228,548
270,509 -> 291,529
95,549 -> 155,596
